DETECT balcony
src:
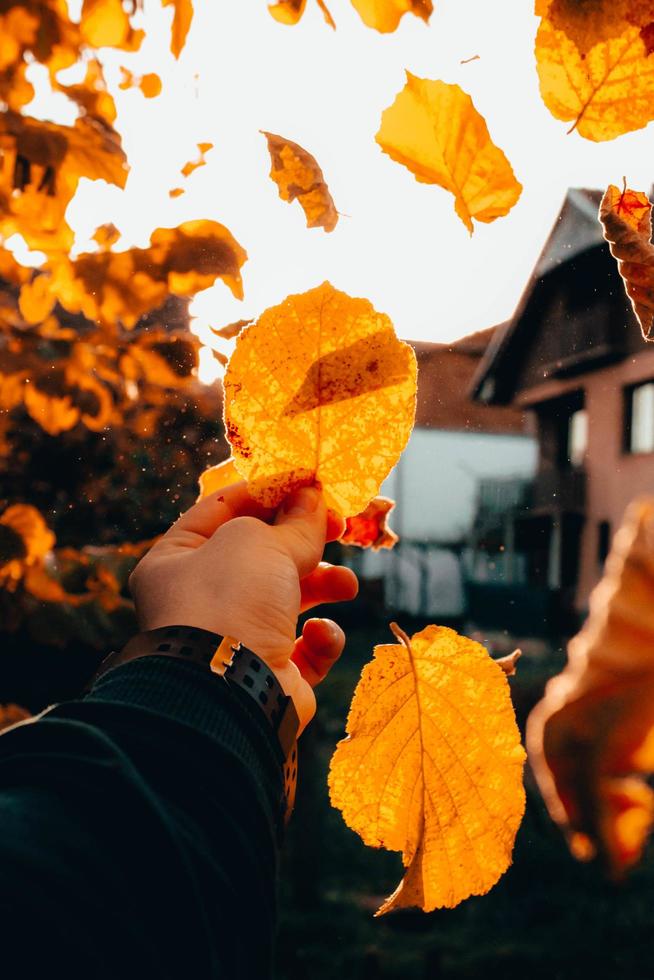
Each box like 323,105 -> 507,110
530,467 -> 586,513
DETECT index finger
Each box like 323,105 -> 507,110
169,481 -> 274,541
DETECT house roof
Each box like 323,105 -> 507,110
410,331 -> 532,435
470,188 -> 607,405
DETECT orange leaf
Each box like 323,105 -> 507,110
224,282 -> 417,516
197,457 -> 240,500
535,15 -> 654,141
527,498 -> 654,875
210,318 -> 252,340
46,219 -> 247,328
329,623 -> 526,912
376,73 -> 522,234
341,496 -> 398,550
263,132 -> 338,232
268,0 -> 335,28
350,0 -> 432,32
169,187 -> 184,198
162,0 -> 194,57
119,67 -> 162,98
180,142 -> 213,177
599,183 -> 654,340
0,112 -> 127,252
0,503 -> 55,586
80,0 -> 144,50
539,0 -> 654,55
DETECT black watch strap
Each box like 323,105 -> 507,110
92,625 -> 299,821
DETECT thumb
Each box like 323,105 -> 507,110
272,487 -> 327,578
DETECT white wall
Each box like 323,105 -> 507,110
350,428 -> 537,616
382,428 -> 537,543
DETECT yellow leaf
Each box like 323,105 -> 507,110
224,282 -> 416,516
263,132 -> 338,232
535,18 -> 654,141
538,0 -> 654,55
180,142 -> 213,178
329,623 -> 526,912
80,0 -> 144,50
162,0 -> 194,57
376,73 -> 522,233
350,0 -> 432,33
197,458 -> 240,500
599,183 -> 654,340
269,0 -> 335,28
527,499 -> 654,875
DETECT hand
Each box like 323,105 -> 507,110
129,481 -> 359,731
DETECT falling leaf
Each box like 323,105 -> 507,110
268,0 -> 335,28
538,0 -> 654,55
329,622 -> 526,912
180,142 -> 213,177
162,0 -> 194,57
169,187 -> 184,198
527,498 -> 654,875
376,73 -> 522,233
224,282 -> 416,516
45,220 -> 247,328
80,0 -> 144,51
341,496 -> 398,550
599,183 -> 654,340
210,318 -> 252,340
0,703 -> 31,732
197,457 -> 240,499
535,16 -> 654,141
350,0 -> 432,33
263,132 -> 338,232
119,67 -> 162,98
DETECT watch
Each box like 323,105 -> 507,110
92,625 -> 299,822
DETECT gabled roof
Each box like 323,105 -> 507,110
410,331 -> 532,436
470,188 -> 607,404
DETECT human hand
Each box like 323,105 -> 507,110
129,481 -> 358,731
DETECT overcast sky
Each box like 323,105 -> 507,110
22,1 -> 654,368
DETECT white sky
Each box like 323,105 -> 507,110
19,1 -> 654,366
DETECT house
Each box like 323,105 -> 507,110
471,188 -> 654,629
348,331 -> 537,620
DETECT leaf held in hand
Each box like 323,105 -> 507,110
197,458 -> 240,500
329,623 -> 526,912
223,282 -> 416,516
599,183 -> 654,340
263,132 -> 338,232
341,496 -> 398,550
376,73 -> 522,233
528,498 -> 654,875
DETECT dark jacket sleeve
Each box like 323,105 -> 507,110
0,655 -> 285,979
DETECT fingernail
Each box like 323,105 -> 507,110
283,486 -> 320,515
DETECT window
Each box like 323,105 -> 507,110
567,409 -> 588,468
627,381 -> 654,453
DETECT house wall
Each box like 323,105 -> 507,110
353,427 -> 537,616
517,348 -> 654,611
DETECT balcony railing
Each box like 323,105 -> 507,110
530,468 -> 586,512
